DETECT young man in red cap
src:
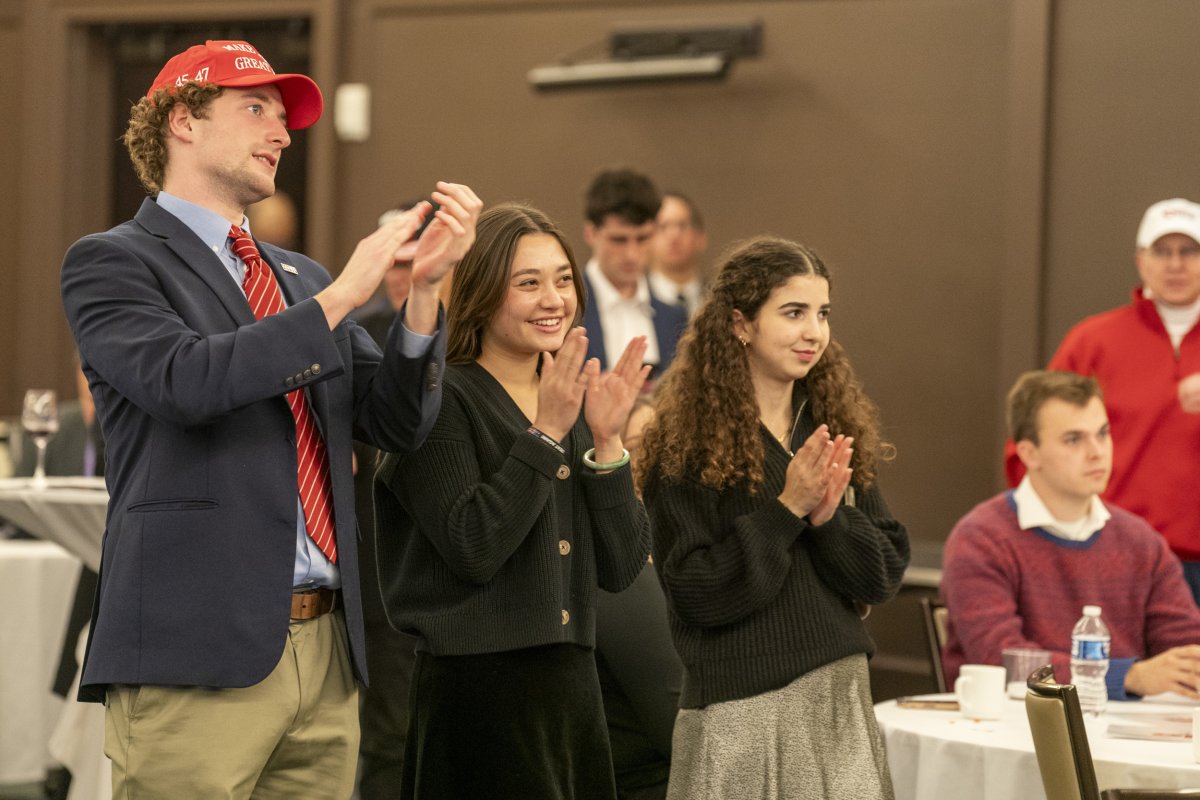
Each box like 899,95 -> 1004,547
60,40 -> 481,797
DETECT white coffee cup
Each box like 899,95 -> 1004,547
954,664 -> 1007,720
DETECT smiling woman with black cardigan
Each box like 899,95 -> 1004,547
373,203 -> 651,800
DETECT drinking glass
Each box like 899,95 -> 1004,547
21,389 -> 59,487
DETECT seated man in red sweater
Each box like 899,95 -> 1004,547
942,370 -> 1200,700
1004,198 -> 1200,603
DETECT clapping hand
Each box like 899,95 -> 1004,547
585,337 -> 652,461
809,436 -> 853,525
410,182 -> 483,289
403,181 -> 483,335
319,200 -> 434,325
777,425 -> 854,525
532,327 -> 591,443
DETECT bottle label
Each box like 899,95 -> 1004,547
1072,639 -> 1110,660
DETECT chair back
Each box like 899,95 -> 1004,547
919,596 -> 949,692
1025,664 -> 1101,800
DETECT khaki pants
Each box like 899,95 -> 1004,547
105,610 -> 359,800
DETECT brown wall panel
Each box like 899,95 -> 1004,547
0,15 -> 21,416
1044,0 -> 1200,356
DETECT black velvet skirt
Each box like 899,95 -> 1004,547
400,642 -> 617,800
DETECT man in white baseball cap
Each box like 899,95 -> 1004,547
1006,197 -> 1200,603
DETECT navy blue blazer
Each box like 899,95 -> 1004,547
581,274 -> 688,377
61,198 -> 444,701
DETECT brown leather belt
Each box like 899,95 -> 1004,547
291,587 -> 337,620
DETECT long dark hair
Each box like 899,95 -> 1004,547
637,236 -> 892,492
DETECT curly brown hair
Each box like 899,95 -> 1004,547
637,236 -> 893,493
124,83 -> 223,193
446,202 -> 584,365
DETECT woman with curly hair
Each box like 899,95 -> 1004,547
637,236 -> 909,800
373,202 -> 651,799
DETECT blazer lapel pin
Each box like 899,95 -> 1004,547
280,263 -> 299,275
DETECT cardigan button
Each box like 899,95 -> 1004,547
561,609 -> 570,625
556,465 -> 570,480
559,539 -> 571,556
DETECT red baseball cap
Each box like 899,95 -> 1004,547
147,40 -> 323,130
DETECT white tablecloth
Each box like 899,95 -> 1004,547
876,695 -> 1200,800
0,477 -> 107,570
47,626 -> 110,800
0,540 -> 81,784
0,478 -> 110,799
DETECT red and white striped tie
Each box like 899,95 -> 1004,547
230,225 -> 338,563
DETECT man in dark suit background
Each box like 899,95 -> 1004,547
649,191 -> 708,318
581,168 -> 688,383
60,39 -> 480,798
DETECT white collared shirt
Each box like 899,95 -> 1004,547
586,259 -> 661,365
156,191 -> 253,287
1013,475 -> 1111,542
648,270 -> 703,317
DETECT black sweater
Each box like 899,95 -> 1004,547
374,361 -> 650,656
642,405 -> 910,708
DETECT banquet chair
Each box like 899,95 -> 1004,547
1025,665 -> 1200,800
919,597 -> 949,692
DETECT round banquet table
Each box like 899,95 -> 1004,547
875,694 -> 1200,800
0,476 -> 107,570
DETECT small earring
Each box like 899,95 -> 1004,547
738,337 -> 748,347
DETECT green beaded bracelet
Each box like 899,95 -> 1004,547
582,447 -> 631,471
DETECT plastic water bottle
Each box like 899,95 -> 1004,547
1070,605 -> 1110,716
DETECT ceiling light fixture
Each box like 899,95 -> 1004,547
528,21 -> 762,91
528,54 -> 729,90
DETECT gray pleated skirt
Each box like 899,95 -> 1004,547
666,653 -> 894,800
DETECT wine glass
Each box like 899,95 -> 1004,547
21,389 -> 59,487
